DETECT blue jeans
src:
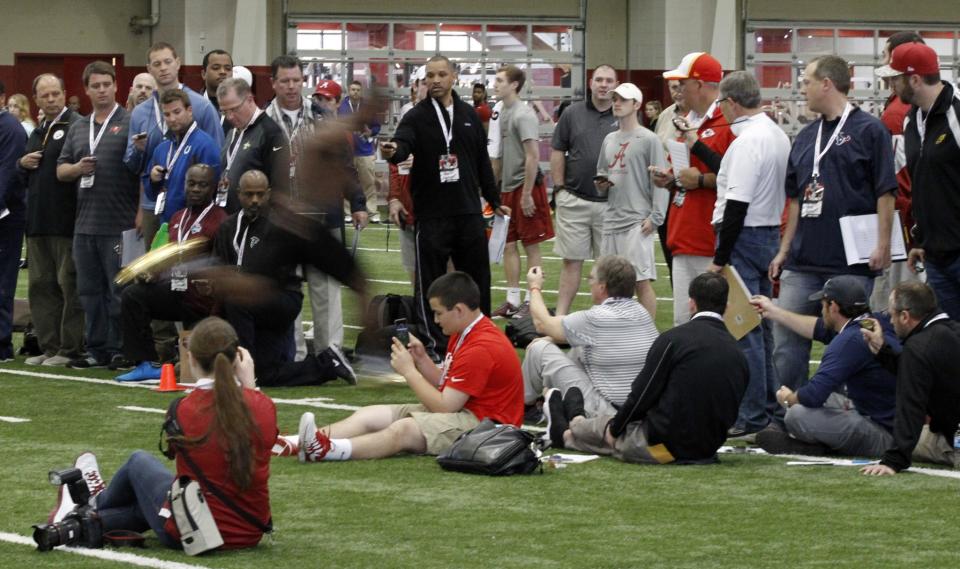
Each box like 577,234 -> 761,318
773,270 -> 874,390
925,255 -> 960,321
95,450 -> 178,548
0,219 -> 24,359
72,234 -> 123,360
728,227 -> 779,432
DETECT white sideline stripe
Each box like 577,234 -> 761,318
0,415 -> 30,423
0,368 -> 188,390
355,246 -> 669,268
118,406 -> 166,414
271,398 -> 360,411
0,531 -> 212,569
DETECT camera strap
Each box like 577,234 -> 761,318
161,397 -> 273,534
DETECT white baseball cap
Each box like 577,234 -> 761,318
612,83 -> 643,104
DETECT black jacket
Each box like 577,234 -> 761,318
389,92 -> 499,220
609,315 -> 748,461
213,207 -> 362,294
904,81 -> 960,262
876,314 -> 960,472
221,113 -> 289,214
20,108 -> 81,236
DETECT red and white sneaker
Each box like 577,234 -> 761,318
76,451 -> 107,499
492,301 -> 519,319
298,412 -> 331,463
271,434 -> 300,457
47,451 -> 106,523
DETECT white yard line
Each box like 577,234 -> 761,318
358,278 -> 674,300
117,406 -> 166,414
0,531 -> 212,569
0,416 -> 31,423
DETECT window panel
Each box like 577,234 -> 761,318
753,28 -> 794,54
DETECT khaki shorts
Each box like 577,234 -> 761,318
553,191 -> 605,261
387,403 -> 480,455
601,224 -> 657,281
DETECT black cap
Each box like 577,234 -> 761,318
807,275 -> 868,308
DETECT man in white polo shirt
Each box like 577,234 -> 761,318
706,71 -> 791,436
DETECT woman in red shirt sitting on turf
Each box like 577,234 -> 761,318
71,317 -> 277,550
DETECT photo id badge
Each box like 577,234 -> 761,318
216,178 -> 229,207
672,189 -> 686,208
80,174 -> 95,189
154,192 -> 166,216
170,266 -> 188,292
438,153 -> 459,183
801,179 -> 825,218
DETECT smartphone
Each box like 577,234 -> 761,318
593,175 -> 613,187
394,318 -> 410,346
859,320 -> 875,332
133,132 -> 148,140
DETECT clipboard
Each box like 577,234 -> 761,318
721,265 -> 761,340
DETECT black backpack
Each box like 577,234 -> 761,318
437,419 -> 542,476
366,294 -> 416,329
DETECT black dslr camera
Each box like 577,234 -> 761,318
32,467 -> 102,551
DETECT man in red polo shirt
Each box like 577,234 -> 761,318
652,52 -> 735,326
298,271 -> 523,461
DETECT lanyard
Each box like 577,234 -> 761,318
232,211 -> 251,266
431,98 -> 453,153
40,107 -> 68,148
164,122 -> 197,180
152,84 -> 184,135
176,202 -> 215,246
271,99 -> 303,142
440,314 -> 484,387
812,102 -> 853,179
690,100 -> 718,129
350,99 -> 359,113
88,103 -> 119,155
225,109 -> 262,174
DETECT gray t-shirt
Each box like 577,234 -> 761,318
499,100 -> 539,192
562,297 -> 659,406
596,127 -> 669,233
551,99 -> 618,201
58,108 -> 138,236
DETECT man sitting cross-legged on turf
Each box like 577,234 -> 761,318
750,276 -> 899,457
541,272 -> 748,465
522,255 -> 659,420
116,164 -> 227,381
298,271 -> 524,461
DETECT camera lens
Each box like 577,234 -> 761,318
32,517 -> 80,552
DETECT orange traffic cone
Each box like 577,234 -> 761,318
155,363 -> 186,392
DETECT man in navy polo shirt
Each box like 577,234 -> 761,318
770,55 -> 897,393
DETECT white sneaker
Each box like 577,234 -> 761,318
370,213 -> 382,224
41,355 -> 72,367
47,482 -> 77,523
298,412 -> 331,463
271,434 -> 300,457
25,354 -> 50,365
75,451 -> 107,503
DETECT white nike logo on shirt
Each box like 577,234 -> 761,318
450,377 -> 465,382
272,146 -> 283,151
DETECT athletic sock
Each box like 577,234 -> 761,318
507,287 -> 521,306
322,438 -> 353,461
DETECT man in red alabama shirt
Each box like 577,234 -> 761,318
298,271 -> 524,461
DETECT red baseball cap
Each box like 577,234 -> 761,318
314,80 -> 342,100
663,52 -> 723,83
876,43 -> 939,77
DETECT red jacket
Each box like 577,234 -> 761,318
881,94 -> 914,247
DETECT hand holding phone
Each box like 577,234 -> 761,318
394,318 -> 410,346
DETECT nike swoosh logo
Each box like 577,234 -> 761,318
450,377 -> 465,382
272,146 -> 283,151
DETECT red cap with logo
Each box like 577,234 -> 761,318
875,43 -> 940,78
314,80 -> 343,100
663,52 -> 723,83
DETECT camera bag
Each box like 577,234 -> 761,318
169,476 -> 224,556
436,419 -> 542,476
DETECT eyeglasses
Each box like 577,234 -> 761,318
716,97 -> 730,104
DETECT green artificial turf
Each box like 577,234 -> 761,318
1,223 -> 940,569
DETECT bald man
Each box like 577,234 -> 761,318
129,73 -> 156,109
212,170 -> 368,387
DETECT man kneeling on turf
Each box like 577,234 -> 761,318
298,271 -> 524,461
542,272 -> 748,464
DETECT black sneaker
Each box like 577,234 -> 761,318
756,427 -> 831,456
563,387 -> 585,420
523,399 -> 545,425
68,355 -> 109,369
542,388 -> 568,449
326,345 -> 357,385
108,355 -> 135,371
